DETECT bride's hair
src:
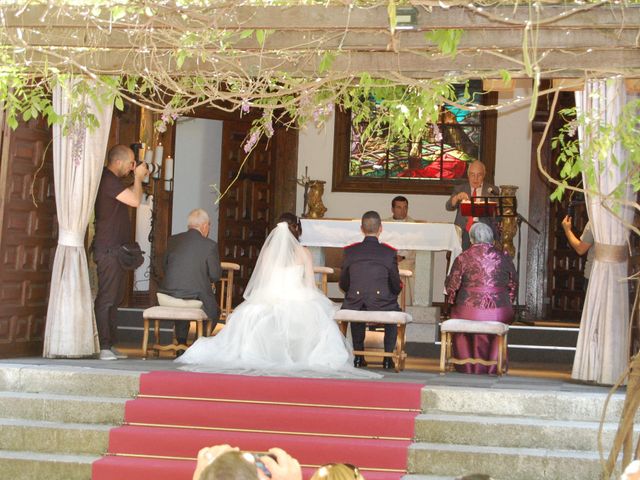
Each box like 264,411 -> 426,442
277,212 -> 302,240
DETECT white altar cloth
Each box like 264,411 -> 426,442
300,218 -> 461,260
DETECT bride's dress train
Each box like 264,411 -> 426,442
176,224 -> 380,379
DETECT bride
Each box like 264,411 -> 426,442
176,213 -> 378,378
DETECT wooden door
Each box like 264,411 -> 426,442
218,121 -> 276,304
526,87 -> 585,322
0,115 -> 57,357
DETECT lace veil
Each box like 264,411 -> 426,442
243,222 -> 313,303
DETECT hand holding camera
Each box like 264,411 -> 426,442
134,160 -> 150,181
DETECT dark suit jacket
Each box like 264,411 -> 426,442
339,236 -> 402,312
159,228 -> 221,320
445,183 -> 499,250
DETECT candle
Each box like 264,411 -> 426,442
164,155 -> 174,191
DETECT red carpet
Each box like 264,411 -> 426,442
92,371 -> 423,480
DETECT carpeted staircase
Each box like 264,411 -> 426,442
92,371 -> 424,480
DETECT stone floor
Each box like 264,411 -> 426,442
0,348 -> 618,394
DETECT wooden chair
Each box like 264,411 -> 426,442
313,265 -> 334,295
214,261 -> 240,329
141,298 -> 208,359
439,318 -> 509,376
333,269 -> 414,372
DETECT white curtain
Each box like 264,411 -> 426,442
43,80 -> 114,358
572,77 -> 634,384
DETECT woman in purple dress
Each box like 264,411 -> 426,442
445,222 -> 518,374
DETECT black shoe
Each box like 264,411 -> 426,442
382,358 -> 395,370
354,356 -> 368,368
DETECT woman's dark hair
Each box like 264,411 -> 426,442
277,212 -> 302,240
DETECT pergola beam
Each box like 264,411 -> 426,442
1,3 -> 639,78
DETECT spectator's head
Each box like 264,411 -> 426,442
467,160 -> 486,189
361,210 -> 382,237
199,451 -> 259,480
278,212 -> 302,240
188,208 -> 211,238
469,222 -> 494,245
107,145 -> 135,178
311,463 -> 365,480
622,460 -> 640,480
391,196 -> 409,220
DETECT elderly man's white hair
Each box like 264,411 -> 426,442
622,460 -> 640,480
187,208 -> 210,228
469,222 -> 494,245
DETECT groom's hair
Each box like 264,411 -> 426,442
361,210 -> 381,234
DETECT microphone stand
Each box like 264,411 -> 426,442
514,213 -> 540,324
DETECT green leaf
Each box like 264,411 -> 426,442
425,29 -> 463,58
239,29 -> 253,39
114,96 -> 124,111
318,51 -> 336,74
256,30 -> 266,47
111,6 -> 126,21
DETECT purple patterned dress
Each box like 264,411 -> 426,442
445,243 -> 518,374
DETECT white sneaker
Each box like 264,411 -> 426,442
110,347 -> 128,359
99,349 -> 117,361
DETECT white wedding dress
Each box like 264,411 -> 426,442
176,222 -> 380,379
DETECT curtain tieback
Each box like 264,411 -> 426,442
58,229 -> 84,247
594,242 -> 628,263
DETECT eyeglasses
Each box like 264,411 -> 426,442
315,463 -> 361,479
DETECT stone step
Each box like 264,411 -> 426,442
414,412 -> 622,452
408,442 -> 603,480
0,449 -> 97,480
421,386 -> 628,422
0,418 -> 111,455
0,363 -> 140,398
0,391 -> 126,425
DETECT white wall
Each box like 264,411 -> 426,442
173,118 -> 223,240
296,87 -> 533,303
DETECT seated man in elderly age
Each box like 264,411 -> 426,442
159,208 -> 221,354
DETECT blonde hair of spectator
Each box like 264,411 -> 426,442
310,463 -> 366,480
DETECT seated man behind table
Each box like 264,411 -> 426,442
159,208 -> 221,353
384,195 -> 416,306
339,210 -> 402,369
445,160 -> 499,250
445,222 -> 517,375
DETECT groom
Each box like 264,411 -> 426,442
339,210 -> 402,369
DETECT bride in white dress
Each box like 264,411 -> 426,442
176,214 -> 379,378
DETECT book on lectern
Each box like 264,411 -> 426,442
460,199 -> 497,217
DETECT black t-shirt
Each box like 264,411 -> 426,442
93,167 -> 130,252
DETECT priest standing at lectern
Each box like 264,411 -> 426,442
445,160 -> 499,250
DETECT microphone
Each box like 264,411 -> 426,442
487,186 -> 499,195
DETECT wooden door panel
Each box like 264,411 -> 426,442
0,116 -> 57,357
218,122 -> 274,304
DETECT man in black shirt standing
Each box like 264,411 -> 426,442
93,145 -> 147,360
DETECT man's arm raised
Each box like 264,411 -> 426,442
115,162 -> 148,207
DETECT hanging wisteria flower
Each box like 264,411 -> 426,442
241,99 -> 250,114
243,130 -> 260,153
566,119 -> 578,137
262,111 -> 274,138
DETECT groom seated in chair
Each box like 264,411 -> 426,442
339,210 -> 402,369
158,208 -> 221,354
